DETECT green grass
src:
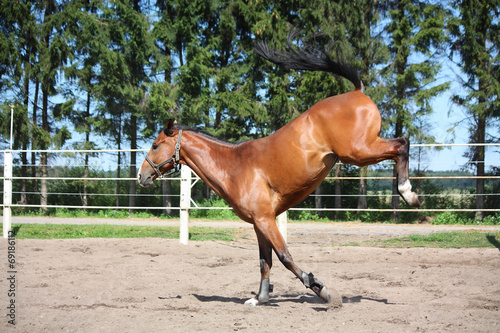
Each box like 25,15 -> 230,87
4,223 -> 235,241
12,208 -> 177,220
10,208 -> 500,226
431,211 -> 499,225
3,223 -> 499,249
367,231 -> 500,249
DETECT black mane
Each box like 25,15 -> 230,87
164,123 -> 243,146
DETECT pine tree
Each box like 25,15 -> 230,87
251,1 -> 301,135
291,1 -> 354,216
296,0 -> 391,215
448,0 -> 500,220
57,0 -> 106,207
150,0 -> 182,214
381,0 -> 449,221
35,0 -> 72,211
0,0 -> 40,205
344,0 -> 389,213
174,0 -> 267,142
96,0 -> 155,212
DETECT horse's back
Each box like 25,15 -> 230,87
310,90 -> 381,133
304,90 -> 383,164
247,90 -> 382,166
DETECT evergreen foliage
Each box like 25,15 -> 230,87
0,0 -> 498,221
447,0 -> 500,219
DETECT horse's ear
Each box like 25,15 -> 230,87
165,119 -> 174,129
164,120 -> 175,136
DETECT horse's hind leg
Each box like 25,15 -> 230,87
350,137 -> 420,207
392,137 -> 420,207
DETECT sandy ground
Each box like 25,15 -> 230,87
1,221 -> 500,332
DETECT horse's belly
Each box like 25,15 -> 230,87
273,152 -> 337,214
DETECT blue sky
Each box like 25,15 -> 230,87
421,88 -> 498,172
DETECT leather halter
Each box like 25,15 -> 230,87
145,130 -> 182,178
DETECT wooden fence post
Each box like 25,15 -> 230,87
3,151 -> 12,238
277,211 -> 287,243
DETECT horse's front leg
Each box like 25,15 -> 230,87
252,216 -> 342,307
245,227 -> 273,306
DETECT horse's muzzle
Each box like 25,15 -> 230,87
138,175 -> 154,187
137,167 -> 155,188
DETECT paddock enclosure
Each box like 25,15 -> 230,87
2,143 -> 500,240
1,223 -> 499,332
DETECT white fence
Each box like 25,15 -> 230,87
2,144 -> 500,241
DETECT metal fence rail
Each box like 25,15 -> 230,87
2,144 -> 500,240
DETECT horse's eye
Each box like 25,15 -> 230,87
152,143 -> 158,150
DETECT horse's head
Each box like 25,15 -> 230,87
138,120 -> 183,187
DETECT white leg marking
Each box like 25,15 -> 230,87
398,179 -> 420,206
398,179 -> 412,197
244,297 -> 259,307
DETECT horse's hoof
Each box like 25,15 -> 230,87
319,287 -> 331,303
403,192 -> 420,208
323,287 -> 343,309
258,294 -> 270,303
398,181 -> 421,208
245,298 -> 259,307
410,193 -> 421,208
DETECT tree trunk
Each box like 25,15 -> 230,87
204,183 -> 212,200
40,75 -> 49,212
315,184 -> 322,218
392,0 -> 409,223
162,180 -> 172,216
20,71 -> 30,205
334,164 -> 342,220
83,152 -> 89,208
116,113 -> 122,207
20,143 -> 27,206
40,153 -> 48,212
31,78 -> 39,205
357,166 -> 367,212
391,113 -> 402,223
129,113 -> 137,214
162,43 -> 173,216
393,91 -> 405,223
475,114 -> 485,220
392,167 -> 400,222
116,151 -> 121,207
83,88 -> 91,208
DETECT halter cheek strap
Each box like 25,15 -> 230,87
145,130 -> 183,178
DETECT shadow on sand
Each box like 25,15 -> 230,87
187,292 -> 399,310
486,235 -> 500,251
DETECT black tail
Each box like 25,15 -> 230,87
254,31 -> 364,93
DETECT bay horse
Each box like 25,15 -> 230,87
138,39 -> 420,307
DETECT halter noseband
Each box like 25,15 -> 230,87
145,130 -> 183,178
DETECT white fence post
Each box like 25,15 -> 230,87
179,165 -> 192,245
277,211 -> 287,243
3,151 -> 13,238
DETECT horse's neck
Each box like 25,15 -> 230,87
181,131 -> 237,199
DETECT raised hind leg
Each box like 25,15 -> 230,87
393,138 -> 420,207
247,216 -> 340,307
344,137 -> 420,207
